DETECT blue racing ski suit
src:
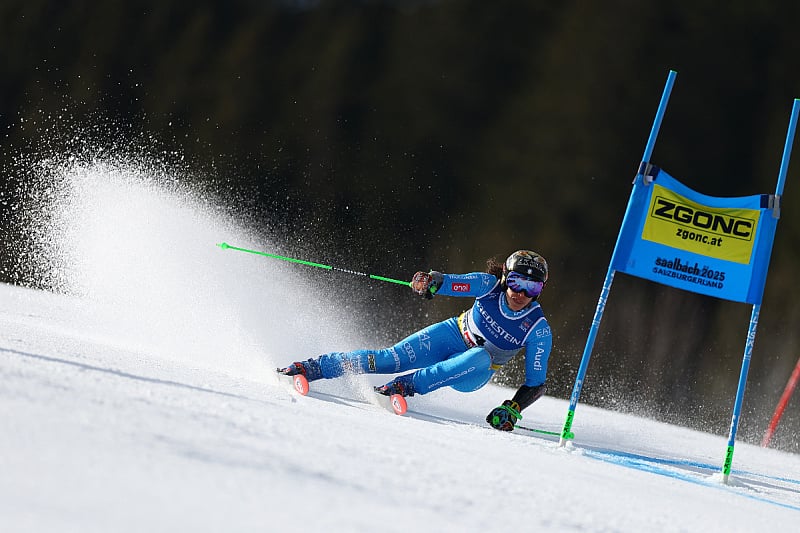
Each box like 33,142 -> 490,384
315,272 -> 552,395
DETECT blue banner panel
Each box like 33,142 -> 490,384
610,169 -> 779,304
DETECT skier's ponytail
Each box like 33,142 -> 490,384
485,257 -> 504,279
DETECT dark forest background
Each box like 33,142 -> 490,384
2,0 -> 800,450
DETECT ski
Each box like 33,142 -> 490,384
275,372 -> 557,431
277,372 -> 310,396
276,370 -> 407,415
373,391 -> 408,415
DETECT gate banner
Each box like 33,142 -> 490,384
610,166 -> 779,305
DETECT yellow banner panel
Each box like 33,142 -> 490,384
642,184 -> 760,264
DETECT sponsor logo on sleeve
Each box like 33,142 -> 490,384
451,282 -> 471,292
533,344 -> 545,370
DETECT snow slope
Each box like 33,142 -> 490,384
1,159 -> 799,532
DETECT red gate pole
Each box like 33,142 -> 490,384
762,355 -> 800,447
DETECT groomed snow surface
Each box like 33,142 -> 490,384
2,160 -> 798,531
3,284 -> 800,532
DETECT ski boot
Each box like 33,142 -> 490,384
277,358 -> 323,396
374,374 -> 416,397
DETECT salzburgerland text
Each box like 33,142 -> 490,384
652,256 -> 725,289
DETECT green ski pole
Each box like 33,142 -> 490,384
217,242 -> 412,287
514,425 -> 560,437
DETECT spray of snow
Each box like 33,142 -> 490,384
14,153 -> 356,383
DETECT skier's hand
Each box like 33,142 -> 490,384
486,400 -> 522,431
411,271 -> 444,299
411,271 -> 433,296
411,271 -> 442,299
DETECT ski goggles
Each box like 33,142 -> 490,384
506,271 -> 544,298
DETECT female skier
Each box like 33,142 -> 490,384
278,250 -> 553,431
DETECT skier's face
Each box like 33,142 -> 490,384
505,287 -> 533,311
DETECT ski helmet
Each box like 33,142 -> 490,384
503,250 -> 548,283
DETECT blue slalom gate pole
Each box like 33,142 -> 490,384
641,71 -> 677,163
722,98 -> 799,482
559,70 -> 678,446
775,99 -> 800,196
723,305 -> 760,482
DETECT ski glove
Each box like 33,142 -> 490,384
410,271 -> 443,299
486,400 -> 522,431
